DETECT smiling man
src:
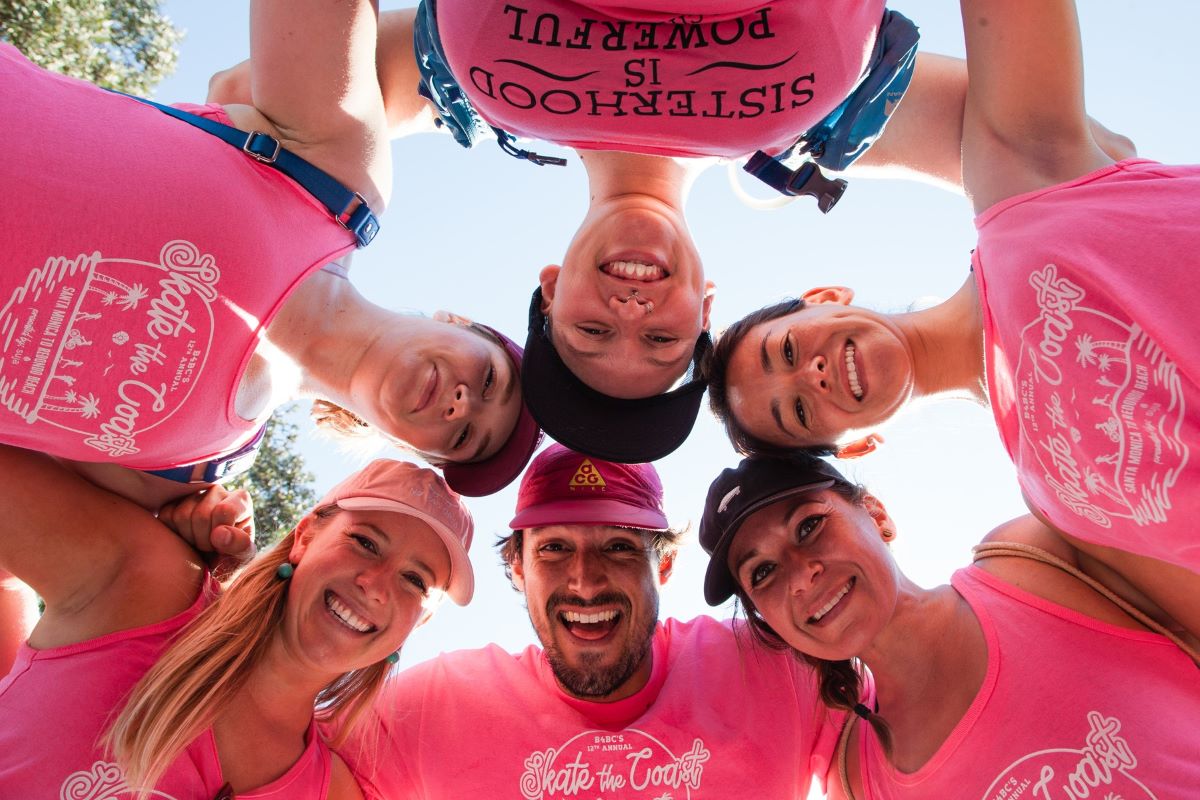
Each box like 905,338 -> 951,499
334,444 -> 843,799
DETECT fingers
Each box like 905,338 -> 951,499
158,485 -> 256,558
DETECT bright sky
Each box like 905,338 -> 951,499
155,0 -> 1197,690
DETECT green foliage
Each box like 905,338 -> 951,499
230,408 -> 318,550
0,0 -> 182,95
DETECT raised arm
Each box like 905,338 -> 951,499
959,0 -> 1112,213
0,446 -> 202,649
243,0 -> 392,209
210,8 -> 438,140
851,52 -> 1134,194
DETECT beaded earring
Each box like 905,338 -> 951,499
275,562 -> 295,580
386,652 -> 400,665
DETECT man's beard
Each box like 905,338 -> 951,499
540,591 -> 658,699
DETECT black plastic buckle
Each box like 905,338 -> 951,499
743,152 -> 847,213
338,193 -> 380,248
242,131 -> 281,164
496,134 -> 567,167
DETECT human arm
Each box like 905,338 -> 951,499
849,52 -> 1134,194
209,8 -> 439,140
958,0 -> 1112,214
0,446 -> 203,650
238,0 -> 392,209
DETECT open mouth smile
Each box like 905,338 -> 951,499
844,342 -> 865,402
326,591 -> 377,634
600,259 -> 668,282
558,608 -> 623,641
806,578 -> 855,626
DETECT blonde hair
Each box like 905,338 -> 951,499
105,508 -> 392,792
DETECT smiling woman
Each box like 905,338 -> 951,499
700,453 -> 1200,799
0,448 -> 474,798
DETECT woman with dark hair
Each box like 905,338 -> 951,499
0,0 -> 540,511
702,0 -> 1199,614
0,445 -> 474,797
699,453 -> 1200,799
209,2 -> 1013,461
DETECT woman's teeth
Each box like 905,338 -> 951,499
845,344 -> 864,401
603,260 -> 665,280
327,592 -> 374,633
809,579 -> 853,623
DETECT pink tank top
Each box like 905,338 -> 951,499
974,160 -> 1200,573
437,0 -> 885,157
855,566 -> 1200,799
0,44 -> 356,470
0,574 -> 333,798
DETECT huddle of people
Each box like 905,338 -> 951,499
0,0 -> 1196,798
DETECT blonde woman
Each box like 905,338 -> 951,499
0,446 -> 473,798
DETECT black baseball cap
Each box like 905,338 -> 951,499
521,288 -> 710,463
699,454 -> 850,605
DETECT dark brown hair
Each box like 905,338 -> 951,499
701,298 -> 835,458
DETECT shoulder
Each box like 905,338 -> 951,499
974,515 -> 1145,630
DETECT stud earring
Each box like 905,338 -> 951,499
386,651 -> 400,665
880,528 -> 896,543
275,562 -> 295,580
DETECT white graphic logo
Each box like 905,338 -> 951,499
982,711 -> 1156,800
0,240 -> 219,458
1014,264 -> 1187,529
519,730 -> 711,799
59,760 -> 181,799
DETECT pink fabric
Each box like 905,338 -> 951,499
0,574 -> 333,798
0,44 -> 355,470
437,0 -> 885,157
855,566 -> 1200,799
336,615 -> 842,799
974,160 -> 1200,573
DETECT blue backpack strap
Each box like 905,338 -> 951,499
414,0 -> 565,167
744,9 -> 921,210
144,425 -> 266,485
111,92 -> 381,247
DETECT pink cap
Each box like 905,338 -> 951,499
509,444 -> 668,531
320,459 -> 475,605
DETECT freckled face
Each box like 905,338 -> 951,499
728,490 -> 898,662
283,509 -> 452,677
515,525 -> 664,700
725,305 -> 913,447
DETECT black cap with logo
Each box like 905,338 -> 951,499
699,454 -> 850,605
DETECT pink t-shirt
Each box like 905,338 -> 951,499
336,615 -> 841,799
974,160 -> 1200,573
437,0 -> 885,157
854,566 -> 1200,799
0,575 -> 334,798
0,44 -> 356,470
